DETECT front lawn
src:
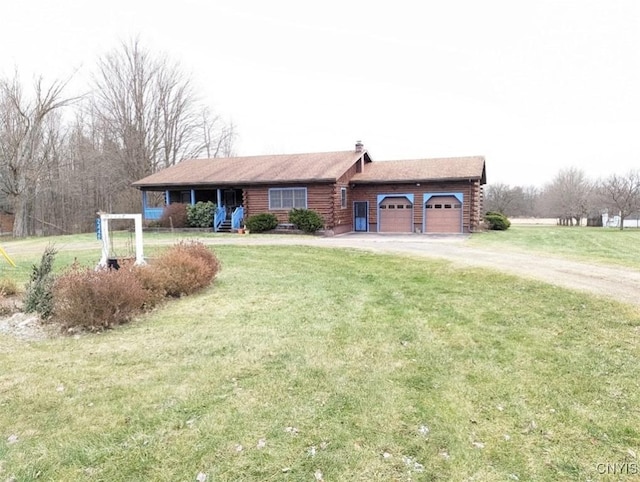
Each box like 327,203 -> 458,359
1,243 -> 639,481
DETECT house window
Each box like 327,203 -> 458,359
341,187 -> 347,209
269,188 -> 307,210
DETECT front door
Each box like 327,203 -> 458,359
222,189 -> 242,218
223,189 -> 237,208
354,201 -> 368,232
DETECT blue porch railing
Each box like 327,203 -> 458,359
231,206 -> 244,230
143,207 -> 163,220
213,206 -> 226,232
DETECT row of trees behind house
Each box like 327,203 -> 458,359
0,39 -> 235,237
484,167 -> 640,229
1,38 -> 638,236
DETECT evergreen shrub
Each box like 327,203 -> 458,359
24,244 -> 57,318
288,208 -> 324,233
187,201 -> 216,228
245,213 -> 278,233
485,211 -> 511,230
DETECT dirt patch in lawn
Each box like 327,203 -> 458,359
0,295 -> 65,341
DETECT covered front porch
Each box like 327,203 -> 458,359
141,187 -> 245,232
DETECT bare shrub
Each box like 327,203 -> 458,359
49,241 -> 219,333
146,241 -> 220,297
53,264 -> 149,331
131,264 -> 169,308
0,277 -> 19,297
159,203 -> 188,228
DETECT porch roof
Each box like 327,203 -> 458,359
132,150 -> 370,189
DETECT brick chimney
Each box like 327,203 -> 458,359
355,140 -> 364,152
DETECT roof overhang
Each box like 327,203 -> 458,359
350,176 -> 483,185
133,178 -> 337,190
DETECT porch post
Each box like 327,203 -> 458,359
217,188 -> 222,207
165,190 -> 170,205
141,190 -> 148,214
191,189 -> 196,205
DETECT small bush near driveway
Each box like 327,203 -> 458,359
485,211 -> 511,230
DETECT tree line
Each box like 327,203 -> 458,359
484,167 -> 640,229
0,39 -> 236,237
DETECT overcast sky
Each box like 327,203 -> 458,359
2,0 -> 638,187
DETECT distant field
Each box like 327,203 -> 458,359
509,217 -> 559,225
511,217 -> 640,228
470,225 -> 640,269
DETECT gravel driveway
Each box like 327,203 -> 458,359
3,233 -> 639,307
2,232 -> 638,341
201,233 -> 640,307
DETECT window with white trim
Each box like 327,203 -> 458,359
269,188 -> 307,209
340,187 -> 347,209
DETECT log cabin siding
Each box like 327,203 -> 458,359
332,164 -> 359,233
243,184 -> 337,227
351,180 -> 480,232
470,179 -> 483,230
242,159 -> 363,232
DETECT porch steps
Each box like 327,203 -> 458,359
217,220 -> 233,233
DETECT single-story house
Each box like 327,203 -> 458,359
132,142 -> 486,234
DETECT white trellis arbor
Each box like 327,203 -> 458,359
97,213 -> 145,268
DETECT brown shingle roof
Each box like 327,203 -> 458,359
132,150 -> 366,188
351,156 -> 486,184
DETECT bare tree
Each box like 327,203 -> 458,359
483,182 -> 515,215
202,109 -> 236,158
484,183 -> 540,217
540,167 -> 595,226
600,170 -> 640,230
38,109 -> 116,233
519,185 -> 542,217
90,39 -> 235,212
0,74 -> 73,236
94,40 -> 234,183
